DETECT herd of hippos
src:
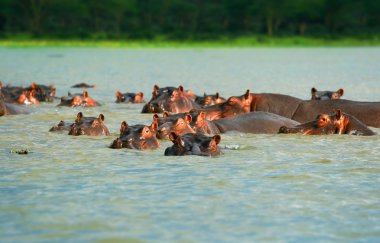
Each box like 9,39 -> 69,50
1,81 -> 379,156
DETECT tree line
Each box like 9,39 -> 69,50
0,0 -> 379,39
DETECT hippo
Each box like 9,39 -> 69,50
279,110 -> 376,136
25,82 -> 56,102
157,114 -> 196,139
291,99 -> 380,128
110,120 -> 159,150
195,92 -> 226,107
58,91 -> 100,107
311,87 -> 344,100
49,120 -> 74,132
199,90 -> 252,120
247,92 -> 380,128
0,91 -> 7,116
191,111 -> 299,134
115,91 -> 145,103
17,90 -> 40,105
0,89 -> 30,116
68,112 -> 110,136
164,133 -> 222,156
141,85 -> 200,113
71,83 -> 96,88
142,85 -> 200,114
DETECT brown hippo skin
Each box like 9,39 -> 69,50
248,92 -> 380,128
249,93 -> 303,119
164,133 -> 222,156
279,109 -> 376,136
194,111 -> 299,135
68,112 -> 110,136
292,99 -> 380,128
110,121 -> 160,150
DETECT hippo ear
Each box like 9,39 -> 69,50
120,121 -> 128,134
168,132 -> 178,142
244,89 -> 250,99
83,91 -> 88,98
185,114 -> 192,123
0,81 -> 2,89
77,112 -> 83,120
116,90 -> 122,98
150,121 -> 158,132
212,135 -> 221,145
216,92 -> 219,99
154,84 -> 159,92
137,92 -> 144,99
335,109 -> 342,119
178,85 -> 184,93
31,82 -> 36,89
198,111 -> 206,121
163,111 -> 170,118
99,114 -> 105,121
153,114 -> 159,121
204,92 -> 207,97
68,91 -> 72,96
311,87 -> 317,94
337,88 -> 344,96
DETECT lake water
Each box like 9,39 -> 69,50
1,47 -> 380,242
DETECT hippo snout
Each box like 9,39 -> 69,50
278,126 -> 289,134
110,138 -> 123,149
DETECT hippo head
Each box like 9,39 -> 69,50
194,111 -> 216,135
311,87 -> 344,100
278,112 -> 337,135
157,114 -> 196,139
69,113 -> 109,136
331,109 -> 375,135
164,133 -> 222,156
111,121 -> 160,150
196,92 -> 226,106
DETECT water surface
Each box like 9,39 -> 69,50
1,48 -> 380,242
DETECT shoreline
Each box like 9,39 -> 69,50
1,36 -> 380,48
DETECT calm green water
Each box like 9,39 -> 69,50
1,48 -> 380,242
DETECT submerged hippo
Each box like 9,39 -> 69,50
110,120 -> 159,150
311,87 -> 344,100
195,92 -> 226,107
115,91 -> 145,103
0,89 -> 30,116
198,90 -> 252,120
279,109 -> 376,136
71,83 -> 96,88
58,91 -> 100,107
142,85 -> 200,113
157,114 -> 196,139
25,82 -> 56,102
165,133 -> 222,156
68,112 -> 110,136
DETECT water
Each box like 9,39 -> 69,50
1,48 -> 380,242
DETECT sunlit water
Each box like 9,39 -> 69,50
1,48 -> 380,242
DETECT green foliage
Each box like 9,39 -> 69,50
0,0 -> 379,40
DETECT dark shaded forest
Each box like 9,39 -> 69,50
0,0 -> 379,40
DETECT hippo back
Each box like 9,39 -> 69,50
214,112 -> 299,134
250,93 -> 303,119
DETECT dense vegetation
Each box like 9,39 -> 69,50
0,0 -> 379,40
